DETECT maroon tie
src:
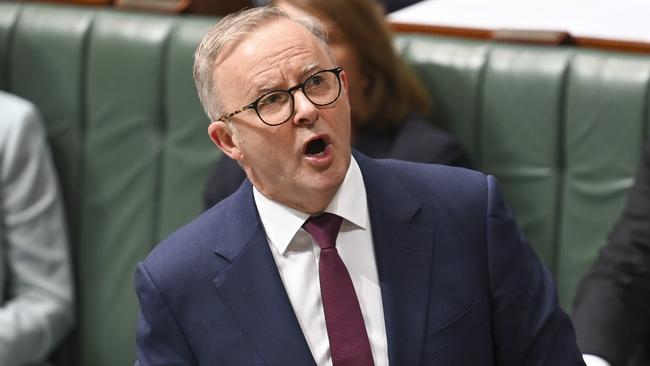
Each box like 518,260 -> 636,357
303,213 -> 374,366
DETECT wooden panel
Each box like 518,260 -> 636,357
33,0 -> 113,5
115,0 -> 189,13
389,21 -> 650,54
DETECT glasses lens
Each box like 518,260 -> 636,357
304,70 -> 341,106
257,90 -> 293,126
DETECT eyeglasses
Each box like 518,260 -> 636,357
218,67 -> 343,126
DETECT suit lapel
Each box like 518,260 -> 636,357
211,154 -> 435,366
211,181 -> 315,366
356,153 -> 435,366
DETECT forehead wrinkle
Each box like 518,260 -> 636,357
230,21 -> 334,102
246,55 -> 321,96
251,65 -> 321,101
245,67 -> 287,98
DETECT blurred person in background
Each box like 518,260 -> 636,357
203,0 -> 470,208
376,0 -> 423,13
573,140 -> 650,366
0,91 -> 74,366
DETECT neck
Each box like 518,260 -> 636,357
258,185 -> 338,215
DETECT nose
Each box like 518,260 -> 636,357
291,90 -> 318,126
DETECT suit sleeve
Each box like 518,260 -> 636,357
135,262 -> 197,366
485,175 -> 585,366
572,141 -> 650,365
0,101 -> 74,366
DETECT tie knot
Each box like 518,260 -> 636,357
302,213 -> 343,249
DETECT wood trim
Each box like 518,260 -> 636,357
34,0 -> 113,5
573,36 -> 650,54
491,29 -> 572,45
389,21 -> 650,54
390,22 -> 492,40
115,0 -> 190,13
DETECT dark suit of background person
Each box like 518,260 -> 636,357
0,91 -> 74,366
377,0 -> 422,13
204,114 -> 470,207
203,0 -> 471,208
573,140 -> 650,366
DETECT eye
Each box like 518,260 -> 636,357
307,74 -> 325,88
259,91 -> 288,106
306,74 -> 328,91
310,75 -> 324,86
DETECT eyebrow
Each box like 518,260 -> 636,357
253,62 -> 322,96
301,62 -> 320,75
247,79 -> 277,99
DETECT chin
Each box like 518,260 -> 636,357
315,167 -> 347,191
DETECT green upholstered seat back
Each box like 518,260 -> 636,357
395,34 -> 650,308
1,3 -> 649,364
0,4 -> 219,365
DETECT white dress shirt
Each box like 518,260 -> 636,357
253,156 -> 389,366
583,354 -> 611,366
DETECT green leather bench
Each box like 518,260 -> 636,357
394,34 -> 650,308
1,3 -> 648,365
0,4 -> 218,365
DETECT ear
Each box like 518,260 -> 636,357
340,69 -> 350,94
208,121 -> 243,161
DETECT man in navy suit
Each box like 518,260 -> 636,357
135,6 -> 585,365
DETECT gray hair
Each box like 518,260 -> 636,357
193,6 -> 331,122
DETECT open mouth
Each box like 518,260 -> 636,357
304,137 -> 328,156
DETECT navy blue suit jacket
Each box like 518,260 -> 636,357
135,152 -> 585,365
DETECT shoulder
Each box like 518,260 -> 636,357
0,93 -> 50,181
140,206 -> 227,292
0,92 -> 41,129
399,115 -> 457,144
359,154 -> 492,254
203,156 -> 247,208
0,92 -> 43,143
392,159 -> 486,216
392,114 -> 471,167
358,153 -> 488,219
142,184 -> 256,286
373,156 -> 484,194
146,196 -> 230,263
0,91 -> 36,114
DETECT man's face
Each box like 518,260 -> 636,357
209,19 -> 352,213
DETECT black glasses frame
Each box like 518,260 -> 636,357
217,67 -> 343,126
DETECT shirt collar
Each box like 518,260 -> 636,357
253,156 -> 368,255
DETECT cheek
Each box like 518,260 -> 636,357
239,128 -> 296,166
331,104 -> 352,141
